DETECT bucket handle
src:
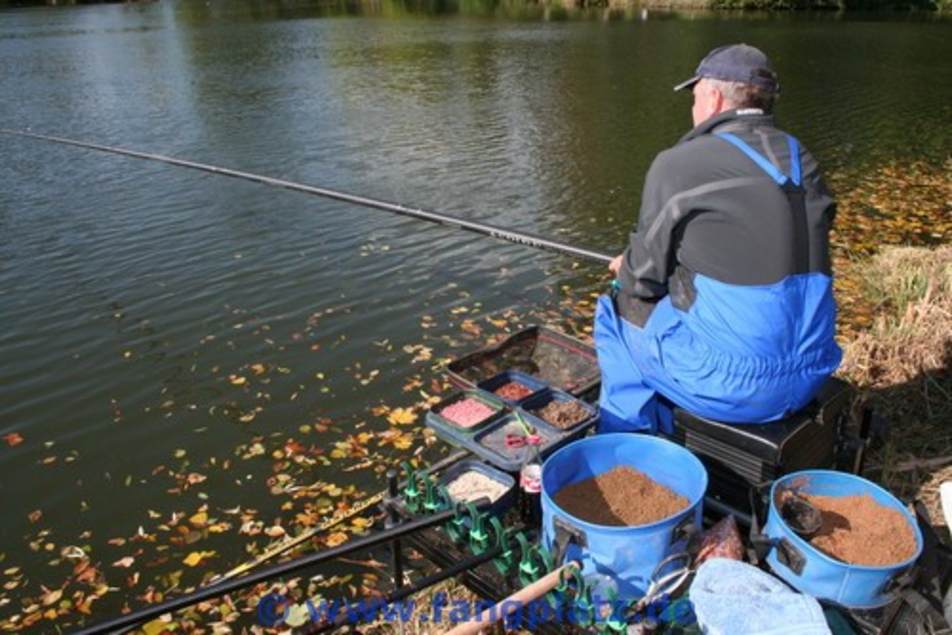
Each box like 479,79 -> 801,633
552,516 -> 588,567
672,514 -> 698,545
748,481 -> 808,575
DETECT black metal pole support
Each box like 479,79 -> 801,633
72,506 -> 472,635
305,544 -> 506,634
386,469 -> 405,592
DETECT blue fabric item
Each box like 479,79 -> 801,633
596,128 -> 840,432
594,271 -> 842,431
690,558 -> 832,635
715,131 -> 800,186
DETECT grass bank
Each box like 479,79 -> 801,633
839,245 -> 952,528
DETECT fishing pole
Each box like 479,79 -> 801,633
0,129 -> 613,264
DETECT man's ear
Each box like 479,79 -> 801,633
711,85 -> 727,113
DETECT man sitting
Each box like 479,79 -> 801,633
596,44 -> 842,434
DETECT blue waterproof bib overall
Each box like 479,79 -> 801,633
595,133 -> 842,434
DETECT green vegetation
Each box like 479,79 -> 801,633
840,245 -> 952,527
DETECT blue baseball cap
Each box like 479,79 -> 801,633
673,44 -> 780,94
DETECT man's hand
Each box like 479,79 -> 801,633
609,254 -> 624,275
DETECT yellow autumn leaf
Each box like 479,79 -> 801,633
228,375 -> 246,386
325,532 -> 348,548
351,517 -> 373,529
387,408 -> 417,426
393,434 -> 414,450
189,512 -> 208,527
249,363 -> 266,375
183,550 -> 216,567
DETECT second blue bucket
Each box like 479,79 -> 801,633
541,433 -> 708,600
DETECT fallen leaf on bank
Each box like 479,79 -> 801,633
183,551 -> 216,567
325,532 -> 348,548
112,557 -> 135,568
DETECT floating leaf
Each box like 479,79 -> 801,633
228,375 -> 246,386
183,551 -> 216,567
387,408 -> 417,426
3,433 -> 23,447
40,588 -> 62,606
112,557 -> 135,568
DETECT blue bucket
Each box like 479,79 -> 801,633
541,434 -> 707,600
764,470 -> 923,609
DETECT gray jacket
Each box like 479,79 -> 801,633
616,109 -> 836,326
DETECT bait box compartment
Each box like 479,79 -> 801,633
477,370 -> 548,407
519,387 -> 599,435
446,325 -> 600,401
470,412 -> 579,473
425,390 -> 507,449
437,459 -> 516,518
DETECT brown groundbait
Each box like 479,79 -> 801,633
531,400 -> 590,430
553,466 -> 689,526
803,493 -> 918,566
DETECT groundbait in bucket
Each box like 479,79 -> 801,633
540,434 -> 708,600
762,469 -> 923,609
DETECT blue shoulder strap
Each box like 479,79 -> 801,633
714,131 -> 801,187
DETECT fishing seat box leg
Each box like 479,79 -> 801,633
660,377 -> 856,516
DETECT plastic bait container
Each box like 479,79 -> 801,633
425,390 -> 506,448
520,388 -> 598,434
477,370 -> 548,407
438,459 -> 516,518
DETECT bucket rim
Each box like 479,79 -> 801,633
768,469 -> 924,572
540,433 -> 708,533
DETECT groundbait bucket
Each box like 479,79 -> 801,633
541,434 -> 707,600
764,470 -> 923,609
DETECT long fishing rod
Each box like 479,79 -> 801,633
1,129 -> 613,264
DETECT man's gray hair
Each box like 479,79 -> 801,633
709,78 -> 777,113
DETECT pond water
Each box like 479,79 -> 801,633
0,0 -> 948,628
